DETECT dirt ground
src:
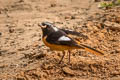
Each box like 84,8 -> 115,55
0,0 -> 120,80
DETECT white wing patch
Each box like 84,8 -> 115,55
52,27 -> 59,32
58,36 -> 71,41
65,29 -> 74,32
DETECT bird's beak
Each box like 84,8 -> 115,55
38,23 -> 42,28
38,23 -> 46,29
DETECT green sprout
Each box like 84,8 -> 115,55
99,0 -> 120,9
116,0 -> 120,5
100,2 -> 113,8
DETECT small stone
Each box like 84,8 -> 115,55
19,0 -> 24,3
23,64 -> 27,67
71,16 -> 76,19
35,54 -> 46,60
0,32 -> 2,36
116,17 -> 120,23
51,4 -> 56,7
62,67 -> 76,76
65,16 -> 71,19
9,28 -> 14,33
104,0 -> 111,1
16,77 -> 25,80
94,0 -> 101,2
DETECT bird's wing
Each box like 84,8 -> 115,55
60,29 -> 88,39
46,31 -> 80,47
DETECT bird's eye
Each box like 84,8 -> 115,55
46,25 -> 50,27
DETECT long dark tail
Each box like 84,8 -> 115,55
80,44 -> 104,56
75,40 -> 104,56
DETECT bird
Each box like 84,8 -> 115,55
38,22 -> 104,64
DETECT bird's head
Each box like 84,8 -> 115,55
38,22 -> 59,36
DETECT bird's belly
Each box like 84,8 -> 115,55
42,38 -> 77,51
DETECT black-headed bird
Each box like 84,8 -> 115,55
38,22 -> 104,64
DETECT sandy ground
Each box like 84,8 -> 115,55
0,0 -> 120,80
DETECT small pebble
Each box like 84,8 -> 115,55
0,32 -> 2,36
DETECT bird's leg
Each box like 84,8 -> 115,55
68,50 -> 71,64
58,51 -> 65,64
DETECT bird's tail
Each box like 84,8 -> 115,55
75,41 -> 104,56
80,44 -> 104,56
